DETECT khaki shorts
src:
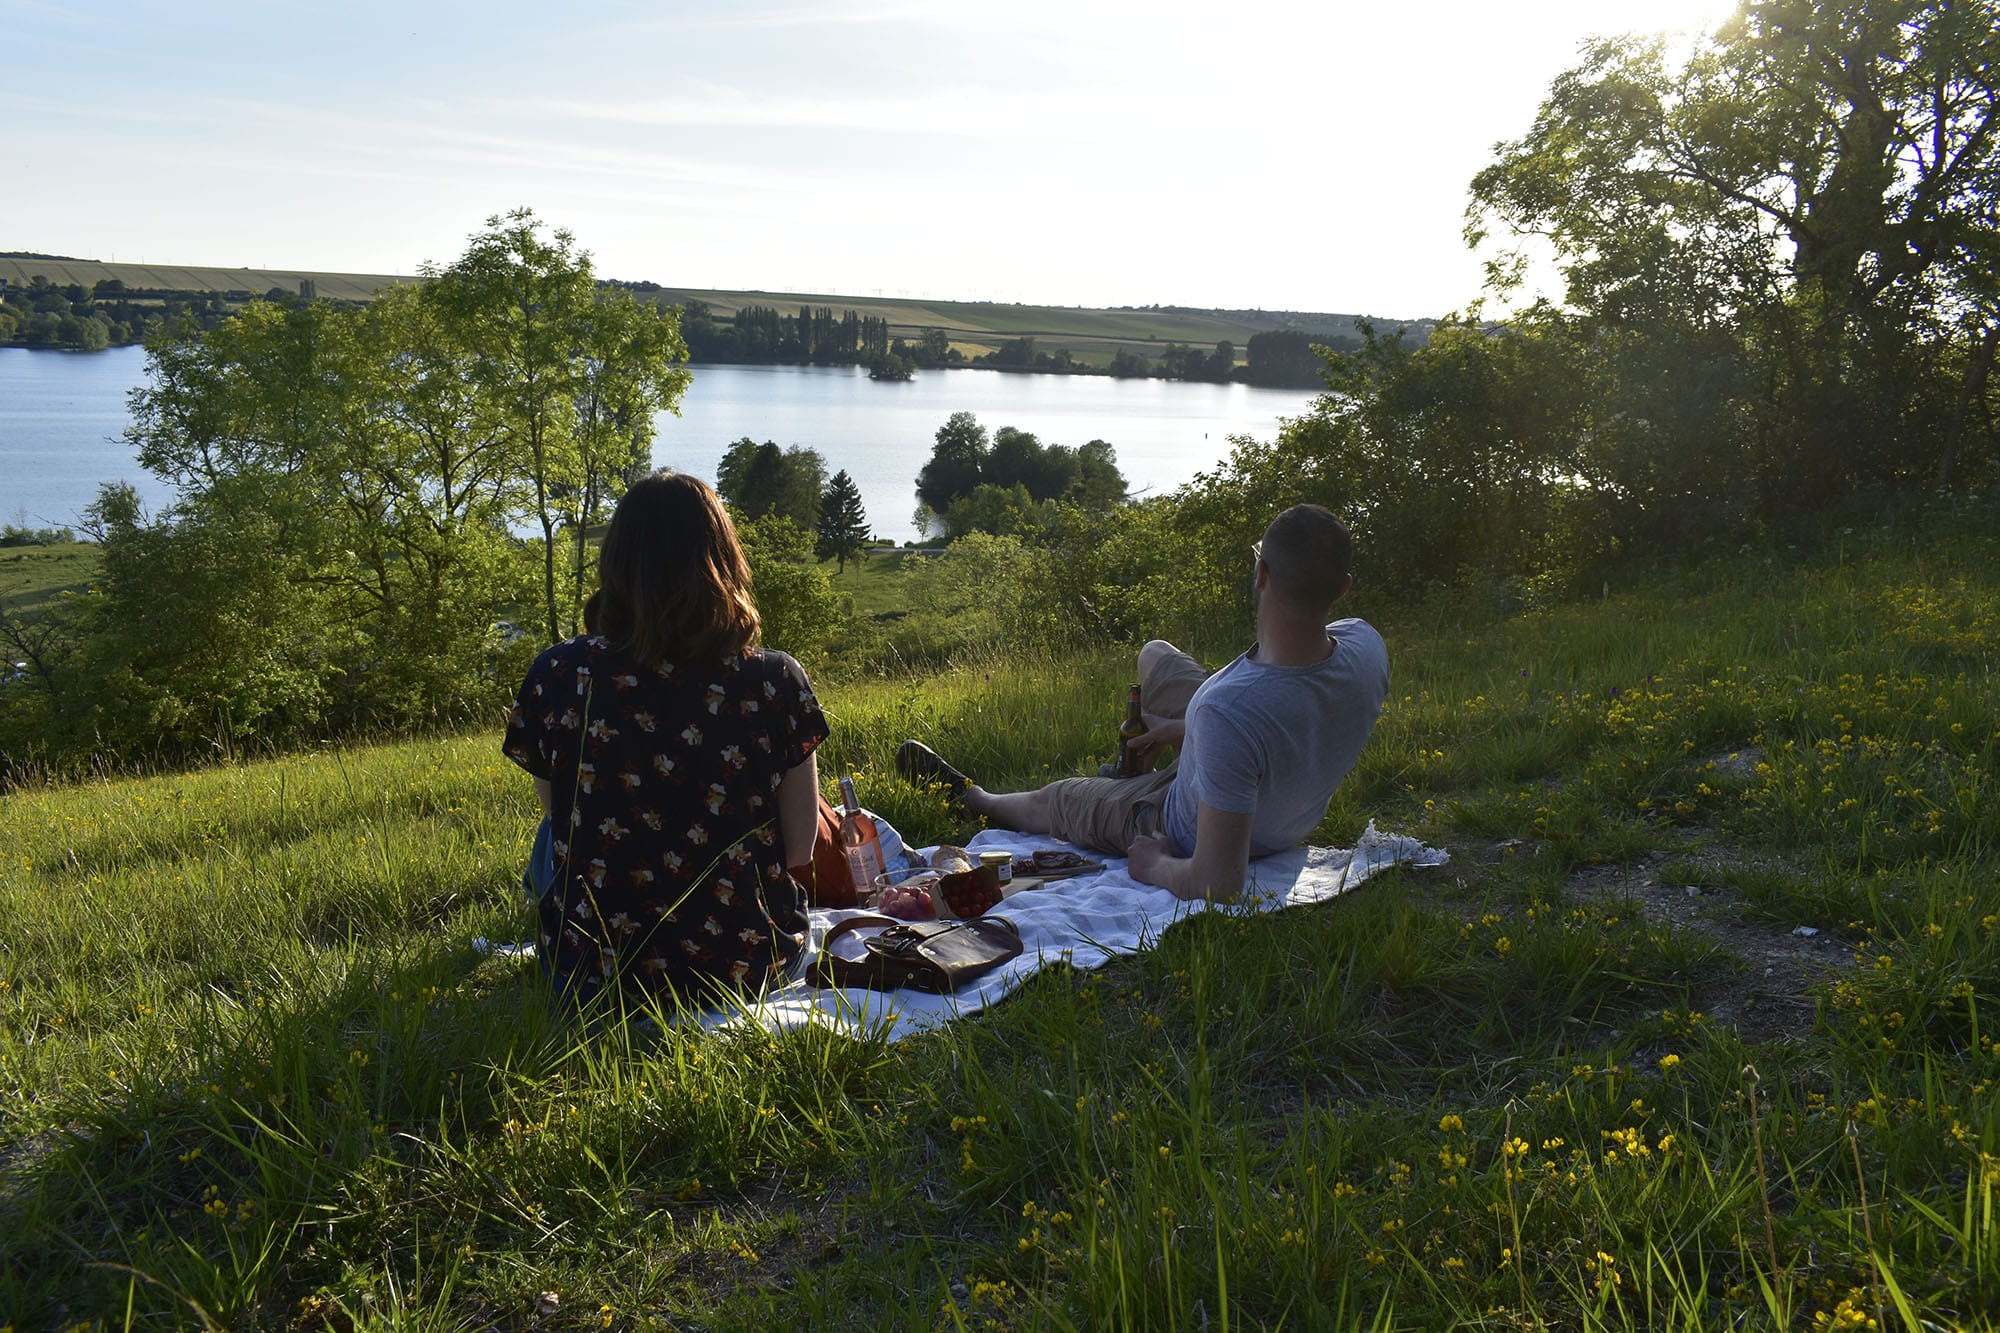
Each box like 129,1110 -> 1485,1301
1043,644 -> 1208,856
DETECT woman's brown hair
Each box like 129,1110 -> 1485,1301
593,471 -> 759,665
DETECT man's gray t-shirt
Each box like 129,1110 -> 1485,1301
1162,619 -> 1389,858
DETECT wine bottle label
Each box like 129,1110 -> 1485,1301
844,843 -> 883,890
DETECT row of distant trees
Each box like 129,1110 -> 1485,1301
5,268 -> 1361,387
660,298 -> 961,381
963,329 -> 1361,387
635,284 -> 1360,386
0,276 -> 243,349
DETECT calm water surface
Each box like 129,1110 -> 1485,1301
0,347 -> 1319,543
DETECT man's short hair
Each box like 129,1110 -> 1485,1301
1260,504 -> 1352,610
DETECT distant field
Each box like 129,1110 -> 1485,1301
2,256 -> 1428,364
0,257 -> 411,302
634,285 -> 1415,365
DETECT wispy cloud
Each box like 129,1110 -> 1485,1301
512,86 -> 1091,138
606,0 -> 994,33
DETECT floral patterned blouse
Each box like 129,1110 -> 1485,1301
503,637 -> 829,999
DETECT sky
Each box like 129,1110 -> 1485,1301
3,0 -> 1735,320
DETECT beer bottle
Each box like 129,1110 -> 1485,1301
1115,683 -> 1147,778
837,775 -> 885,898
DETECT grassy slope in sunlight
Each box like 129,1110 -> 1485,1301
1,508 -> 1996,1329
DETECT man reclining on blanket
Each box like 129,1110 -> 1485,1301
897,504 -> 1389,902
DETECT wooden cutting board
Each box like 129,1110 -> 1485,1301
1001,860 -> 1106,894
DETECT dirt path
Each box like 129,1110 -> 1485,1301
1561,848 -> 1853,1043
1437,830 -> 1856,1045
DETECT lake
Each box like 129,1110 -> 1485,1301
0,346 -> 1321,544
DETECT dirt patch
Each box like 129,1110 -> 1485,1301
1563,848 -> 1852,1043
1429,834 -> 1854,1045
1703,747 -> 1766,779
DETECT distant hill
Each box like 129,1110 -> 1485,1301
0,255 -> 1430,367
609,284 -> 1430,367
0,256 -> 411,304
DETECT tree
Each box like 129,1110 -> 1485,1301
716,439 -> 826,529
868,349 -> 913,380
989,337 -> 1038,368
734,513 -> 844,666
123,292 -> 533,731
915,411 -> 989,515
428,208 -> 689,642
1067,439 -> 1129,509
1470,0 -> 2000,506
0,581 -> 87,756
1243,330 -> 1346,387
89,210 -> 690,759
566,288 -> 692,615
70,478 -> 346,753
1157,343 -> 1208,380
815,469 -> 870,572
1107,348 -> 1151,378
986,427 -> 1079,502
914,328 -> 951,367
941,482 -> 1048,541
716,438 -> 765,509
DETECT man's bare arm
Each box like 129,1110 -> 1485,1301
1126,714 -> 1186,770
1125,800 -> 1254,901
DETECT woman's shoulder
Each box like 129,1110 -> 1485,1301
744,646 -> 804,674
527,634 -> 613,675
521,635 -> 645,697
749,646 -> 820,687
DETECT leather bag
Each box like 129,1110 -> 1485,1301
809,914 -> 1024,994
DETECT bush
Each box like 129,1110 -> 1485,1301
856,533 -> 1056,669
0,524 -> 74,547
736,513 -> 845,669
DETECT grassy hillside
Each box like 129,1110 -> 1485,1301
828,548 -> 930,620
2,510 -> 1995,1327
0,256 -> 412,303
0,538 -> 99,608
1,255 -> 1424,366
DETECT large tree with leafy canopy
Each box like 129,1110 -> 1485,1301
716,438 -> 826,529
97,210 -> 691,754
1469,0 -> 2000,506
427,208 -> 690,642
915,411 -> 989,519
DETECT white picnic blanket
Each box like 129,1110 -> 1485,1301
702,821 -> 1448,1041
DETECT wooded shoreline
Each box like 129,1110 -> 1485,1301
1,253 -> 1418,381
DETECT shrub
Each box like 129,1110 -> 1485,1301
736,513 -> 845,669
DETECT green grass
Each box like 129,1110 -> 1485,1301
0,539 -> 100,620
822,549 -> 927,622
2,511 -> 1997,1327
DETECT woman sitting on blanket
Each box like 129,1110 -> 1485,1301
503,471 -> 829,1006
